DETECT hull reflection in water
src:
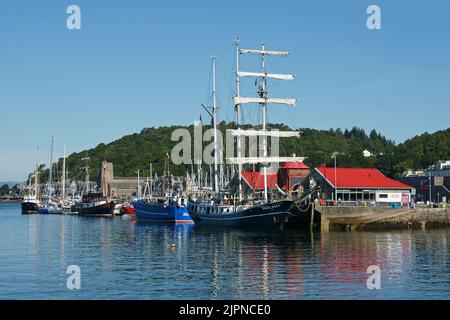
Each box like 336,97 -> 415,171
1,204 -> 449,299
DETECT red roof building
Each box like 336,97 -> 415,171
316,167 -> 412,189
278,162 -> 310,191
306,167 -> 414,205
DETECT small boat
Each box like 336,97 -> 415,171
113,203 -> 122,215
39,203 -> 63,215
121,203 -> 135,215
21,195 -> 41,214
72,193 -> 115,217
134,197 -> 193,223
38,137 -> 63,215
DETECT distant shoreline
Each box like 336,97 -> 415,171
0,199 -> 22,204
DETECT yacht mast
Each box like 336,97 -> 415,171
136,169 -> 140,199
61,145 -> 66,201
212,55 -> 219,194
48,136 -> 54,199
35,146 -> 40,200
235,37 -> 243,201
81,153 -> 90,195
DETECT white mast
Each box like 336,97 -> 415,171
235,37 -> 243,201
261,44 -> 268,202
48,136 -> 54,199
212,55 -> 219,193
81,154 -> 90,195
227,40 -> 306,201
61,145 -> 66,201
35,146 -> 40,200
136,169 -> 140,199
149,163 -> 153,197
166,153 -> 170,196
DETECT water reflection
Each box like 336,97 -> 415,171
0,204 -> 449,299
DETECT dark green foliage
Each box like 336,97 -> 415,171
33,125 -> 450,182
0,184 -> 10,196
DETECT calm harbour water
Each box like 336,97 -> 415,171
0,203 -> 449,300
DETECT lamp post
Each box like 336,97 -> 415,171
429,174 -> 432,207
332,151 -> 339,204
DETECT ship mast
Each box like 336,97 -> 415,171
212,55 -> 219,194
228,41 -> 305,203
81,153 -> 90,195
48,136 -> 54,199
61,145 -> 66,201
261,43 -> 268,201
235,37 -> 243,201
149,163 -> 153,197
35,146 -> 40,200
164,153 -> 170,198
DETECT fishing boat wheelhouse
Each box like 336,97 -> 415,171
72,192 -> 115,217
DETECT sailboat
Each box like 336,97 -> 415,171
187,39 -> 305,227
133,154 -> 193,223
39,137 -> 63,214
21,147 -> 41,214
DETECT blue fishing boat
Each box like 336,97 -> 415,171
133,198 -> 193,224
132,154 -> 193,224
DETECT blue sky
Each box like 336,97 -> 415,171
1,0 -> 450,180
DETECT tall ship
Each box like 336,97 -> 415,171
21,147 -> 41,214
71,155 -> 115,217
188,39 -> 305,227
134,154 -> 193,223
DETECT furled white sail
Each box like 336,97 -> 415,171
234,97 -> 296,106
237,71 -> 294,81
228,129 -> 300,138
228,156 -> 306,165
240,49 -> 289,56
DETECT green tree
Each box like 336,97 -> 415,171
0,184 -> 10,196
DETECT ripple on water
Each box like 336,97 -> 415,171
0,203 -> 449,299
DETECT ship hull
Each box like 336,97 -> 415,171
73,201 -> 116,217
122,206 -> 135,215
21,201 -> 40,214
189,200 -> 293,227
134,200 -> 193,224
39,207 -> 63,214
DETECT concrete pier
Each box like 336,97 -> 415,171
315,206 -> 450,231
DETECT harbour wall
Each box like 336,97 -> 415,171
315,206 -> 450,231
